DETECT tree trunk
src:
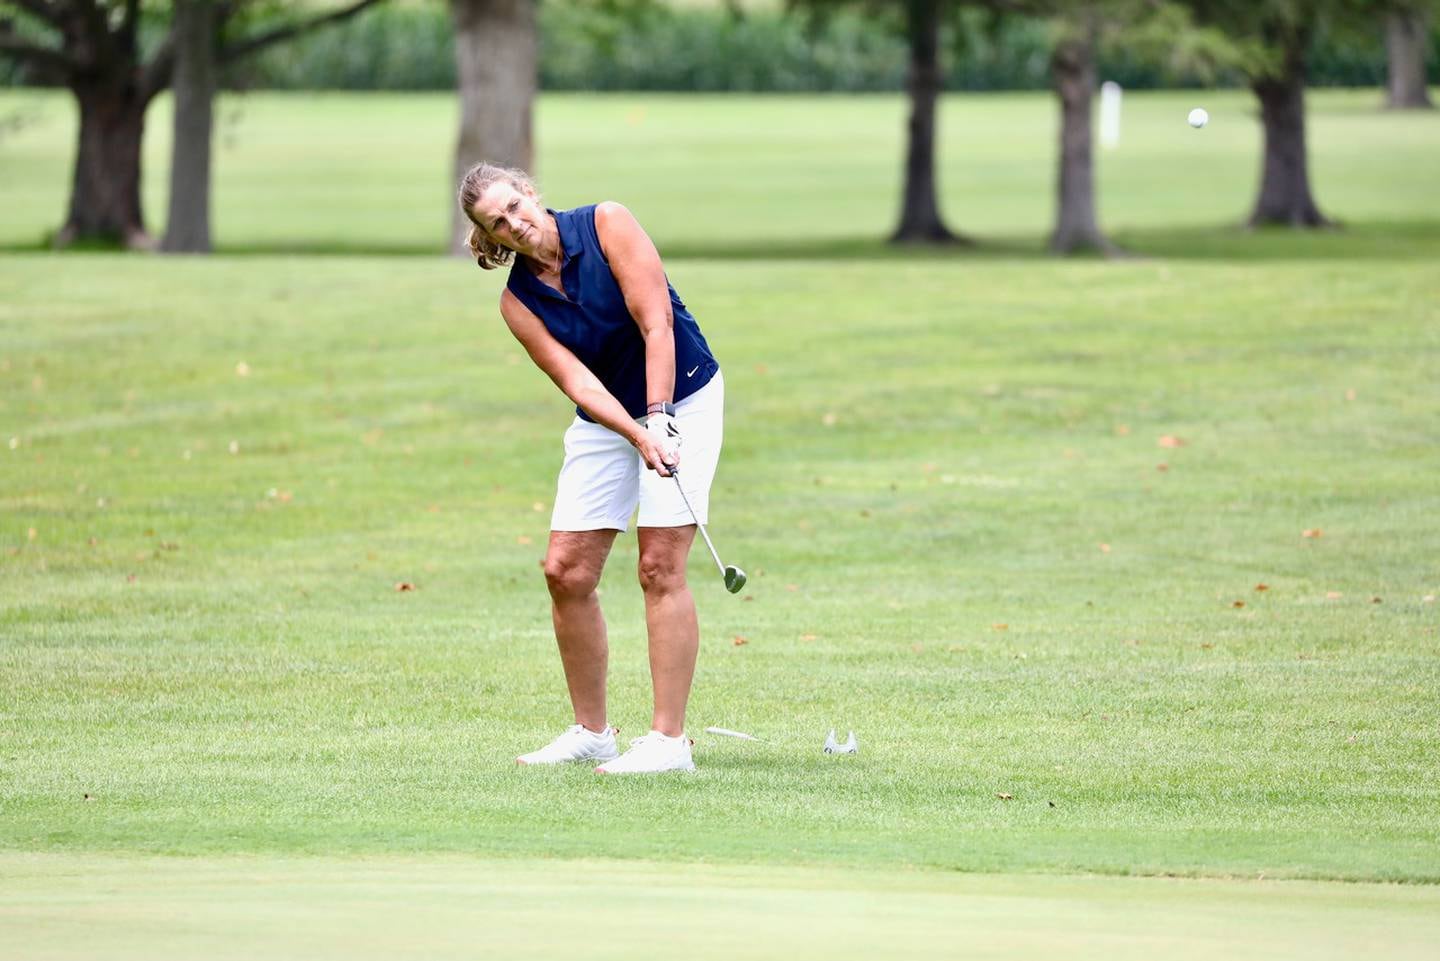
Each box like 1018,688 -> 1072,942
163,0 -> 217,254
891,0 -> 960,244
449,0 -> 537,255
1385,7 -> 1434,109
29,0 -> 379,251
1049,18 -> 1109,255
1248,41 -> 1330,228
59,80 -> 152,249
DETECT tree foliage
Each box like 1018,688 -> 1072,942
1174,0 -> 1389,79
0,0 -> 385,246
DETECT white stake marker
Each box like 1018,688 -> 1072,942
1100,81 -> 1122,150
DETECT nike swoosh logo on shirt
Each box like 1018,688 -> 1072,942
686,365 -> 700,377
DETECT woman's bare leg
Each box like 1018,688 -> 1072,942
636,525 -> 699,737
543,529 -> 618,732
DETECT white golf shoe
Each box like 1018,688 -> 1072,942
516,724 -> 619,766
594,731 -> 696,774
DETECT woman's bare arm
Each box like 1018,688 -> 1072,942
500,289 -> 640,439
594,201 -> 675,411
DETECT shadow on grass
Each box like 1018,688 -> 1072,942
664,220 -> 1440,262
1108,220 -> 1440,262
3,220 -> 1438,262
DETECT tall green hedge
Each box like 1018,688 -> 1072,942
3,2 -> 1434,92
229,4 -> 913,92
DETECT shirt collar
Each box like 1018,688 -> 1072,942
548,207 -> 583,266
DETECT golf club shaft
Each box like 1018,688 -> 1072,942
668,467 -> 727,579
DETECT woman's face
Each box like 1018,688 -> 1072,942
470,180 -> 547,255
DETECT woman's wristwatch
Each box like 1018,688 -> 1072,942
646,401 -> 676,417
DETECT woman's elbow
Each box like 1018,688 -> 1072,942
570,381 -> 608,410
640,313 -> 675,338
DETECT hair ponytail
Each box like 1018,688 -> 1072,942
465,222 -> 496,269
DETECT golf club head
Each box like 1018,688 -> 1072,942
724,565 -> 746,593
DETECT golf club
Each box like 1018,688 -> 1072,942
667,464 -> 746,593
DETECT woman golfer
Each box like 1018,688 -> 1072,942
459,162 -> 724,774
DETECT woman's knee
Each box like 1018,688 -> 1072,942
544,553 -> 602,600
637,550 -> 687,595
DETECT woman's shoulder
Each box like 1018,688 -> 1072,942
549,200 -> 634,222
590,202 -> 644,247
551,201 -> 620,231
552,203 -> 602,241
591,201 -> 631,227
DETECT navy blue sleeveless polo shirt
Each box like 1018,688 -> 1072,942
505,205 -> 719,423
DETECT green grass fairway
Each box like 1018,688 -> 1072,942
5,854 -> 1440,961
2,88 -> 1439,949
3,250 -> 1437,880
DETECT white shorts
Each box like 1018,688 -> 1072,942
550,371 -> 725,532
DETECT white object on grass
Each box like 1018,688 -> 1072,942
516,724 -> 619,766
1188,107 -> 1209,129
595,731 -> 696,774
823,730 -> 858,755
1099,81 -> 1122,149
705,726 -> 760,741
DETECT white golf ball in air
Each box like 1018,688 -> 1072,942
1188,107 -> 1209,129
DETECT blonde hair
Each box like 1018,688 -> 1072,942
458,162 -> 540,270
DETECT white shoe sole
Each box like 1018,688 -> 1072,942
594,760 -> 696,775
516,749 -> 620,766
